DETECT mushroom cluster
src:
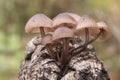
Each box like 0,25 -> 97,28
25,13 -> 110,69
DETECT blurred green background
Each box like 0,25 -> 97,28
0,0 -> 120,80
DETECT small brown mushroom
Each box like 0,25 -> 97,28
84,21 -> 111,45
71,21 -> 111,56
52,27 -> 74,66
70,15 -> 100,55
41,34 -> 56,59
25,14 -> 52,37
74,15 -> 100,45
97,21 -> 111,41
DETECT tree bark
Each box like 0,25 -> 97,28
18,36 -> 110,80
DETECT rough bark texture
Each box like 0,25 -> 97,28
18,36 -> 110,80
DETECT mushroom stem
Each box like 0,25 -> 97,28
39,28 -> 55,59
39,27 -> 45,38
46,44 -> 55,59
57,52 -> 60,62
70,30 -> 103,53
69,28 -> 89,53
72,30 -> 103,56
85,28 -> 89,45
61,39 -> 69,65
85,29 -> 103,45
54,42 -> 62,61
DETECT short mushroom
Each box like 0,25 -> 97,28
41,34 -> 56,59
25,14 -> 52,38
52,27 -> 74,66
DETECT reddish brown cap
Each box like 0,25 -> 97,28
52,27 -> 74,41
97,21 -> 111,41
41,34 -> 52,45
25,14 -> 52,33
75,15 -> 100,37
52,13 -> 76,29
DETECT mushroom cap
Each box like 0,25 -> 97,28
52,27 -> 74,41
52,13 -> 76,29
62,12 -> 81,22
25,14 -> 53,33
75,15 -> 100,37
41,34 -> 52,45
97,21 -> 111,41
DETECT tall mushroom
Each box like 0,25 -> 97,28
75,15 -> 100,42
25,14 -> 53,38
70,15 -> 100,54
52,13 -> 76,65
52,27 -> 74,66
71,21 -> 111,57
25,14 -> 55,59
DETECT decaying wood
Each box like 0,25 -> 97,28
18,36 -> 110,80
